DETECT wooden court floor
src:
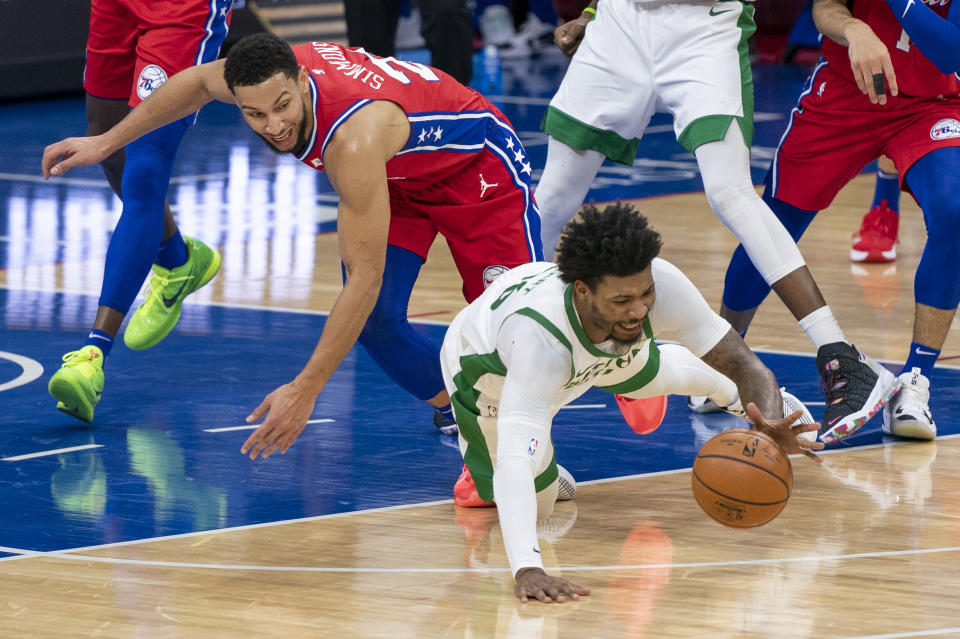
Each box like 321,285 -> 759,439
3,176 -> 960,637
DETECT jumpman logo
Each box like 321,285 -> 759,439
479,174 -> 498,198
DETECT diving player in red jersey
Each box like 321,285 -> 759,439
42,34 -> 542,455
720,0 -> 960,442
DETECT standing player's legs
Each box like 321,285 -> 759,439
536,0 -> 656,260
881,147 -> 960,439
48,0 -> 231,422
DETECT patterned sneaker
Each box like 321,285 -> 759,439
851,200 -> 898,263
123,236 -> 221,351
454,464 -> 495,508
433,409 -> 459,436
882,368 -> 937,440
48,345 -> 105,422
817,342 -> 900,444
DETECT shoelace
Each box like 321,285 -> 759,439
856,207 -> 897,240
820,363 -> 848,407
61,348 -> 98,366
141,271 -> 191,312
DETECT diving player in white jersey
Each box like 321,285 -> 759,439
440,202 -> 823,603
536,0 -> 898,444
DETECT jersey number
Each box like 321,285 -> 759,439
359,51 -> 440,85
896,28 -> 911,53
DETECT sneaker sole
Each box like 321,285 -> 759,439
883,419 -> 937,440
850,248 -> 896,263
49,378 -> 97,423
124,246 -> 222,351
820,370 -> 901,445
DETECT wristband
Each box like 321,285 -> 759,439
581,6 -> 596,17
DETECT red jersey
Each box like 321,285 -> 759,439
821,0 -> 958,98
292,42 -> 516,183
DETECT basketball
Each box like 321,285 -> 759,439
691,428 -> 793,527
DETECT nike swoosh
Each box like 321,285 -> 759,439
914,348 -> 938,356
709,7 -> 733,15
533,547 -> 541,554
827,415 -> 841,426
163,280 -> 189,308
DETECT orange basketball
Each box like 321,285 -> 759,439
691,428 -> 793,527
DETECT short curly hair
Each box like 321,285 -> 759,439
556,202 -> 662,289
224,34 -> 299,92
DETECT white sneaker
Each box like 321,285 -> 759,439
882,368 -> 937,440
395,8 -> 425,50
557,464 -> 576,501
722,388 -> 816,442
499,12 -> 554,59
479,4 -> 514,47
688,395 -> 722,414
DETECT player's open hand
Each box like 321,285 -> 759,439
553,15 -> 591,58
745,402 -> 824,463
241,378 -> 318,460
843,21 -> 898,105
42,136 -> 110,179
514,567 -> 590,603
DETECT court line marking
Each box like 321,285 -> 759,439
0,544 -> 957,574
846,630 -> 960,639
2,444 -> 103,462
0,436 -> 954,562
204,418 -> 334,433
0,350 -> 44,392
559,404 -> 606,410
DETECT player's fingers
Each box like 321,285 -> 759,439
240,426 -> 267,454
261,440 -> 283,459
802,448 -> 823,463
882,57 -> 898,97
246,398 -> 270,423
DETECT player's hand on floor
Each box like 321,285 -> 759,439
553,17 -> 590,57
241,378 -> 318,460
42,135 -> 110,178
842,21 -> 898,104
745,402 -> 824,463
514,567 -> 590,603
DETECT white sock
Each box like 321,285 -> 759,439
798,306 -> 846,348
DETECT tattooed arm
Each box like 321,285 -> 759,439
699,328 -> 781,419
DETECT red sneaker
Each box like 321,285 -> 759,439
453,464 -> 495,508
851,200 -> 898,263
615,394 -> 668,435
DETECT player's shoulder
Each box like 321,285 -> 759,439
650,257 -> 687,283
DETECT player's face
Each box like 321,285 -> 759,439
576,268 -> 656,347
234,68 -> 312,154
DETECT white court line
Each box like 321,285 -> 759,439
845,630 -> 960,639
204,418 -> 334,433
2,444 -> 103,462
1,543 -> 957,575
559,404 -> 606,410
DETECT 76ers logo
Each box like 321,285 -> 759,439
137,65 -> 168,100
931,119 -> 960,140
483,265 -> 509,288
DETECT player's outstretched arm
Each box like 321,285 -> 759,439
515,568 -> 590,603
42,60 -> 232,178
241,101 -> 407,460
700,329 -> 781,419
553,1 -> 595,58
812,0 -> 898,104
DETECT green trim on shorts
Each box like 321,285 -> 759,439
676,2 -> 757,153
451,352 -> 506,503
451,351 -> 562,502
541,106 -> 639,166
595,340 -> 662,395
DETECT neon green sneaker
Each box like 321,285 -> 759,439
48,345 -> 105,423
123,235 -> 221,351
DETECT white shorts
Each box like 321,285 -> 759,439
543,0 -> 756,163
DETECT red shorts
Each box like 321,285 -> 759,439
386,149 -> 542,302
84,0 -> 233,108
769,61 -> 960,211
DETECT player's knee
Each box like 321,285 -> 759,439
358,303 -> 408,347
704,181 -> 758,230
924,195 -> 960,244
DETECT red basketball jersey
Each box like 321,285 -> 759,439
291,42 -> 512,181
821,0 -> 958,97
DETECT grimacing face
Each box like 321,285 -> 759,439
233,67 -> 312,154
576,268 -> 656,348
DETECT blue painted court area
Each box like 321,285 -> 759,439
2,293 -> 959,553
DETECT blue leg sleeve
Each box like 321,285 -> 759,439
98,119 -> 189,312
906,147 -> 960,310
345,245 -> 446,401
722,173 -> 819,311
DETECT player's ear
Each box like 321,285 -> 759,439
298,66 -> 309,92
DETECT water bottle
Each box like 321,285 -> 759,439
481,44 -> 503,98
